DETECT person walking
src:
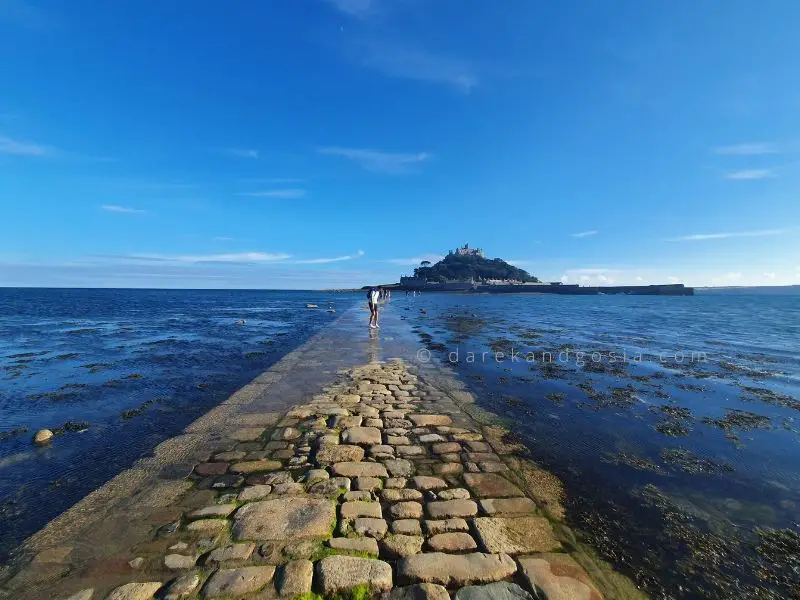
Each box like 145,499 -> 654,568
367,287 -> 381,328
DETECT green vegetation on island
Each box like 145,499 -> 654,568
413,248 -> 539,283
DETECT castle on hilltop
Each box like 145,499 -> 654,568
450,243 -> 484,258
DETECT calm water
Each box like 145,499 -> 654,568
403,291 -> 799,600
0,288 -> 358,561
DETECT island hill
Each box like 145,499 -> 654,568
380,244 -> 694,296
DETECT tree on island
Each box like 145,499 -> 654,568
420,260 -> 432,267
413,252 -> 539,283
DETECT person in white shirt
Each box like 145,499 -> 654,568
367,287 -> 381,328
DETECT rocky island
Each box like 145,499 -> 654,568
384,245 -> 693,296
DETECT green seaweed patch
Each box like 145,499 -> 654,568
660,447 -> 734,475
650,404 -> 693,419
124,373 -> 144,380
754,527 -> 800,592
654,419 -> 691,437
584,359 -> 627,376
544,392 -> 566,404
28,390 -> 81,402
510,326 -> 541,341
536,362 -> 568,379
702,409 -> 772,432
676,383 -> 705,392
740,386 -> 800,411
444,314 -> 487,335
719,360 -> 777,379
102,379 -> 123,387
52,420 -> 90,435
81,363 -> 111,373
603,451 -> 665,474
245,351 -> 266,360
122,400 -> 154,419
54,353 -> 80,361
488,337 -> 518,354
295,593 -> 324,600
60,383 -> 88,390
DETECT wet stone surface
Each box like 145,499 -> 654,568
4,360 -> 609,600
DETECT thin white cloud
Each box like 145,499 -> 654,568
126,252 -> 291,264
293,250 -> 365,264
324,0 -> 376,19
665,229 -> 787,242
713,142 -> 781,156
318,146 -> 431,174
241,177 -> 304,184
763,272 -> 777,279
101,204 -> 147,215
724,168 -> 775,180
571,230 -> 598,238
385,254 -> 444,266
218,147 -> 259,159
0,134 -> 54,156
353,40 -> 478,92
212,236 -> 237,242
667,276 -> 682,284
237,189 -> 307,198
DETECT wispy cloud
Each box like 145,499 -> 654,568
324,0 -> 377,19
120,252 -> 292,264
385,254 -> 444,266
665,228 -> 787,242
713,142 -> 782,156
101,204 -> 147,215
352,40 -> 478,92
571,230 -> 598,238
724,168 -> 775,180
218,147 -> 259,159
241,177 -> 304,184
318,146 -> 431,174
293,250 -> 365,264
0,134 -> 54,157
237,189 -> 307,198
212,236 -> 237,242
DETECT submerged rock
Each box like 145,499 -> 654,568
33,429 -> 53,445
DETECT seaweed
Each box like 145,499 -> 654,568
660,448 -> 734,475
654,420 -> 691,437
740,386 -> 800,411
0,427 -> 29,442
702,409 -> 772,432
122,400 -> 154,419
544,392 -> 566,404
754,527 -> 800,592
603,451 -> 665,474
51,420 -> 90,435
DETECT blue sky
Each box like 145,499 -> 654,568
1,0 -> 799,288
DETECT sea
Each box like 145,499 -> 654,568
403,290 -> 799,599
0,288 -> 359,561
1,288 -> 798,599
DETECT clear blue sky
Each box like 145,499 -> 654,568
2,0 -> 799,288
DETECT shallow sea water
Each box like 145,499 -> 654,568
0,288 -> 358,560
402,290 -> 799,599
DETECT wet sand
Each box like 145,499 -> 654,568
0,304 -> 642,600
